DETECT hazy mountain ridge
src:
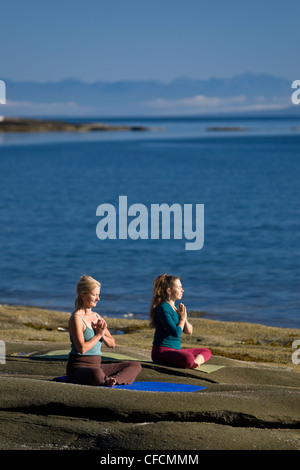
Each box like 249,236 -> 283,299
1,72 -> 297,116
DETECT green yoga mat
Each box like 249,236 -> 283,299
22,349 -> 140,362
16,350 -> 224,373
196,364 -> 224,373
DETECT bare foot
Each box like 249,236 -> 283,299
105,377 -> 117,387
194,354 -> 205,367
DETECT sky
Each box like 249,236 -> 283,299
1,0 -> 299,83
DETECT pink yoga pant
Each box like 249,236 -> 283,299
151,345 -> 211,369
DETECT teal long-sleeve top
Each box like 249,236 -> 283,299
152,301 -> 182,350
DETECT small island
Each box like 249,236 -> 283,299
0,117 -> 148,133
207,126 -> 246,132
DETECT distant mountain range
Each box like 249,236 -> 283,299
1,72 -> 299,117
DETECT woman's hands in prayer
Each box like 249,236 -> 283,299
92,317 -> 107,337
177,303 -> 187,321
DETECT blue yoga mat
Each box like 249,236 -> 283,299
52,377 -> 206,392
113,381 -> 206,392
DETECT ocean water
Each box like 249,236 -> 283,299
0,115 -> 299,328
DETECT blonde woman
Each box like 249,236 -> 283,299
66,275 -> 141,386
150,274 -> 211,369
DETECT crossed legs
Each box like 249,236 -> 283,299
151,346 -> 211,369
67,354 -> 141,386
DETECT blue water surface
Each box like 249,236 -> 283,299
0,116 -> 299,327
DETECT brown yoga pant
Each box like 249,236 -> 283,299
66,354 -> 142,386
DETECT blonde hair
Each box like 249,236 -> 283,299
149,273 -> 179,328
75,275 -> 101,310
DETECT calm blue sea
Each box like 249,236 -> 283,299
0,115 -> 299,328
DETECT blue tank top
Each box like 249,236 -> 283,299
70,313 -> 102,356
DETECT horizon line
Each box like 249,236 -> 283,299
1,71 -> 294,85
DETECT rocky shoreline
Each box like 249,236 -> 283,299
0,304 -> 299,452
0,117 -> 148,133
